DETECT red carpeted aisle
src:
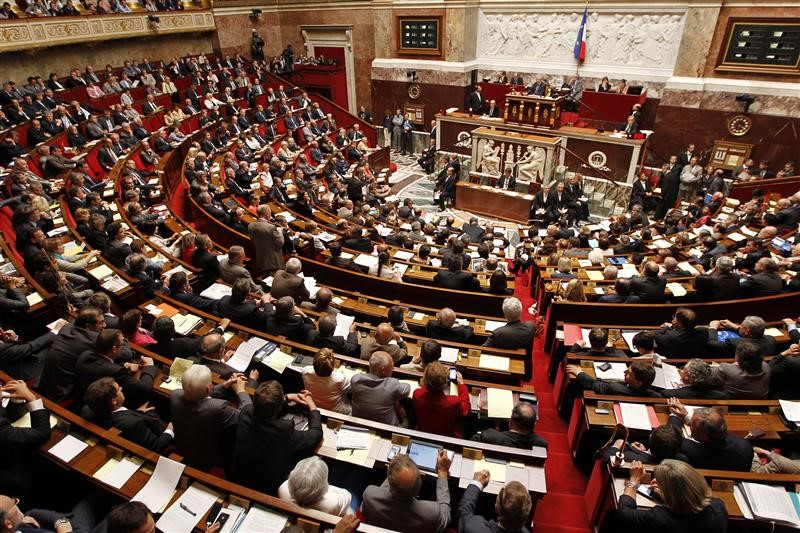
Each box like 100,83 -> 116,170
514,278 -> 592,533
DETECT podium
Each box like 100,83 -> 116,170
504,94 -> 567,129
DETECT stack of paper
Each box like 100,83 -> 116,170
486,388 -> 514,419
261,350 -> 294,374
156,483 -> 220,533
235,505 -> 288,532
779,400 -> 800,423
132,456 -> 185,512
393,250 -> 414,261
617,402 -> 653,431
333,313 -> 355,338
173,314 -> 203,335
336,426 -> 371,450
484,320 -> 506,332
593,362 -> 627,382
200,283 -> 232,299
479,354 -> 510,372
666,282 -> 687,297
440,346 -> 459,364
93,457 -> 142,489
735,482 -> 800,528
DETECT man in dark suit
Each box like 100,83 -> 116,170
170,364 -> 252,471
619,115 -> 640,136
483,297 -> 535,379
485,99 -> 501,118
167,271 -> 220,316
434,256 -> 481,292
0,327 -> 55,383
546,181 -> 574,224
465,85 -> 485,115
270,258 -> 310,303
526,75 -> 548,96
677,144 -> 696,167
231,381 -> 322,495
471,402 -> 547,449
567,360 -> 661,397
740,257 -> 784,297
425,308 -> 474,343
343,228 -> 373,253
629,261 -> 667,303
457,476 -> 532,533
694,255 -> 740,301
707,315 -> 776,357
569,327 -> 626,357
768,342 -> 800,399
666,399 -> 753,471
655,155 -> 681,219
0,380 -> 51,497
735,238 -> 770,271
84,377 -> 173,453
325,241 -> 364,272
306,314 -> 360,357
462,217 -> 486,243
72,329 -> 156,409
266,297 -> 314,343
654,307 -> 710,358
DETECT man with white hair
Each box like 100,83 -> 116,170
350,351 -> 410,425
483,297 -> 535,379
270,257 -> 310,303
169,364 -> 251,471
708,314 -> 776,357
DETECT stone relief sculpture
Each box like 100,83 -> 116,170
478,11 -> 685,69
503,143 -> 516,173
517,146 -> 545,183
480,140 -> 501,175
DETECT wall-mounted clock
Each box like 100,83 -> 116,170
727,115 -> 753,137
408,83 -> 422,100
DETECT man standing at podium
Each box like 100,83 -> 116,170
565,75 -> 584,113
465,85 -> 485,115
527,75 -> 548,96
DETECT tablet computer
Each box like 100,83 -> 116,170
407,440 -> 441,473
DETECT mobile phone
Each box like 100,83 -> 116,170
161,376 -> 172,384
598,362 -> 612,372
594,408 -> 610,415
387,444 -> 401,461
448,368 -> 457,382
637,483 -> 655,500
213,514 -> 230,529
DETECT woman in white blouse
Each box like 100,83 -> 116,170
278,457 -> 353,516
302,348 -> 351,414
368,251 -> 403,282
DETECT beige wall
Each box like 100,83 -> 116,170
0,32 -> 214,82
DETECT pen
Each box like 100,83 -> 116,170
180,503 -> 196,516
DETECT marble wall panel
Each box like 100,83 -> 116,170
672,7 -> 721,78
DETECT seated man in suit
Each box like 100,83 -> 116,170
740,257 -> 784,297
569,327 -> 626,357
265,296 -> 314,343
654,307 -> 710,358
658,358 -> 728,399
169,364 -> 251,471
84,377 -> 173,453
693,255 -> 740,301
231,381 -> 322,496
666,399 -> 753,471
167,271 -> 220,316
711,341 -> 770,399
457,476 -> 532,533
270,257 -> 311,303
306,314 -> 360,357
434,256 -> 481,292
629,261 -> 667,303
72,329 -> 157,409
360,323 -> 408,364
425,307 -> 474,344
217,278 -> 273,331
299,286 -> 339,317
566,360 -> 661,397
598,278 -> 641,304
0,380 -> 51,497
192,332 -> 259,384
351,351 -> 410,425
461,217 -> 486,243
362,450 -> 452,532
707,314 -> 776,357
600,424 -> 685,465
483,297 -> 535,379
471,401 -> 547,449
218,246 -> 262,294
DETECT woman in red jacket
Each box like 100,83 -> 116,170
412,362 -> 471,437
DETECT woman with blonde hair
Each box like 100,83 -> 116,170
616,459 -> 727,530
301,348 -> 351,414
559,278 -> 586,302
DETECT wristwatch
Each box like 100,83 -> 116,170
54,518 -> 72,531
624,480 -> 640,489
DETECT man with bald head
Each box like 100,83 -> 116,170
306,313 -> 360,356
300,286 -> 339,316
219,245 -> 262,293
425,307 -> 474,343
741,257 -> 784,297
472,401 -> 547,449
270,257 -> 310,303
362,450 -> 452,532
629,261 -> 667,303
350,351 -> 410,425
661,257 -> 691,279
360,323 -> 408,363
666,398 -> 753,471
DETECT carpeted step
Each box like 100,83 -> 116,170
533,494 -> 590,528
531,523 -> 592,533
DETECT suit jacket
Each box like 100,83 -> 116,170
169,389 -> 251,470
629,275 -> 667,303
150,336 -> 202,360
694,273 -> 739,301
615,493 -> 727,532
231,405 -> 322,495
217,296 -> 271,330
248,219 -> 285,272
359,336 -> 407,364
73,350 -> 156,408
218,259 -> 260,293
192,248 -> 220,286
462,224 -> 485,243
433,270 -> 481,292
265,314 -> 314,343
769,353 -> 800,399
465,91 -> 485,115
39,324 -> 99,401
740,272 -> 784,297
668,414 -> 753,471
654,326 -> 710,358
425,320 -> 473,344
576,372 -> 661,397
173,291 -> 220,316
706,329 -> 776,357
104,239 -> 132,269
471,428 -> 547,449
484,320 -> 534,378
457,483 -> 529,533
306,330 -> 360,357
711,361 -> 770,399
103,408 -> 172,452
362,476 -> 450,533
0,402 -> 51,495
270,270 -> 310,302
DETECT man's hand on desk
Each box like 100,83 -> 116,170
2,380 -> 37,403
780,344 -> 800,357
667,397 -> 687,418
565,365 -> 582,378
139,356 -> 154,367
332,515 -> 360,533
628,460 -> 646,485
225,374 -> 247,393
473,469 -> 490,487
248,369 -> 260,381
436,448 -> 452,478
218,318 -> 231,330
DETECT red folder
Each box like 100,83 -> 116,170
612,403 -> 660,429
563,324 -> 583,346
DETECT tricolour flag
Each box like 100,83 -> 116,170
573,5 -> 588,63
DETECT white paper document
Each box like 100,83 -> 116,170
653,362 -> 682,389
440,346 -> 459,364
593,362 -> 627,382
235,505 -> 288,533
226,342 -> 257,373
156,483 -> 220,533
484,320 -> 506,332
479,354 -> 510,372
132,456 -> 185,513
48,434 -> 88,463
618,402 -> 652,431
487,388 -> 514,419
200,283 -> 232,299
333,313 -> 355,338
393,250 -> 414,261
666,282 -> 687,297
93,457 -> 141,489
780,400 -> 800,423
336,426 -> 371,450
739,482 -> 800,527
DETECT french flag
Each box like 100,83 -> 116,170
573,5 -> 588,63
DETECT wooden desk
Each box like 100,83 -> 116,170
455,182 -> 533,224
504,93 -> 567,129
